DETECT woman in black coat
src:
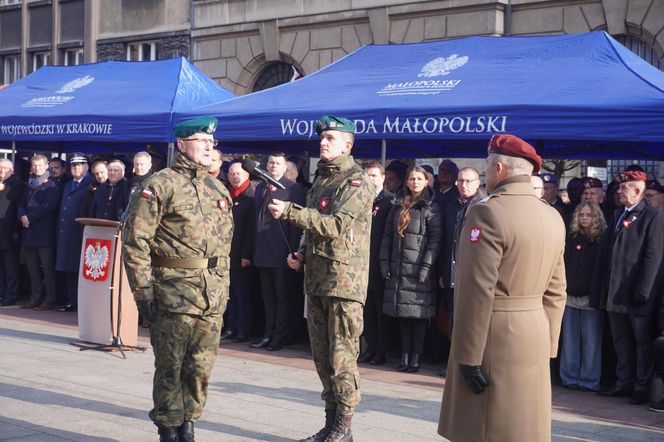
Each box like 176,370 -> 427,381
380,166 -> 442,373
560,201 -> 606,391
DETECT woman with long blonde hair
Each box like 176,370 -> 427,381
560,201 -> 606,391
379,166 -> 442,373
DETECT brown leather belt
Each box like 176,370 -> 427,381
492,295 -> 542,312
151,256 -> 220,269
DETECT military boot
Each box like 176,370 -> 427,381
322,414 -> 353,442
300,408 -> 336,442
178,420 -> 195,442
157,426 -> 179,442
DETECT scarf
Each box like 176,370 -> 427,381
227,178 -> 251,201
28,171 -> 50,190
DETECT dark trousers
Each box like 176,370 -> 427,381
23,246 -> 56,303
0,247 -> 19,300
258,266 -> 289,344
654,337 -> 664,376
64,271 -> 78,306
608,312 -> 655,393
225,267 -> 252,335
399,317 -> 427,355
363,287 -> 389,356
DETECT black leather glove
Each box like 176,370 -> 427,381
136,299 -> 157,323
633,293 -> 648,306
459,364 -> 489,394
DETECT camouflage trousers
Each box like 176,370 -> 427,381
149,311 -> 222,428
307,295 -> 364,415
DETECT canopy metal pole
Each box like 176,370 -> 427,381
381,139 -> 387,166
11,141 -> 16,164
167,142 -> 174,167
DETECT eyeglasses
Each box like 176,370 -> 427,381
456,179 -> 479,185
182,138 -> 218,146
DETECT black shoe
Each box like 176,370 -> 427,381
397,353 -> 409,372
357,352 -> 374,363
406,354 -> 420,373
0,298 -> 16,307
267,342 -> 283,351
56,304 -> 77,312
178,420 -> 194,442
438,365 -> 448,377
650,399 -> 664,412
157,426 -> 179,442
597,385 -> 632,397
233,333 -> 247,343
250,337 -> 271,348
220,329 -> 236,340
370,353 -> 387,366
630,390 -> 649,405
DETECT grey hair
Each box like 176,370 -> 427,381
0,158 -> 13,170
491,153 -> 534,176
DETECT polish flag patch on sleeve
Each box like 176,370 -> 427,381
141,189 -> 153,199
350,180 -> 362,187
469,226 -> 482,243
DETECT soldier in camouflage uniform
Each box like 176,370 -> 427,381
122,116 -> 233,442
268,115 -> 374,442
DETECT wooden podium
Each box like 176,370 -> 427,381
73,218 -> 139,350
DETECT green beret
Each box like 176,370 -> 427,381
173,116 -> 218,138
315,115 -> 355,135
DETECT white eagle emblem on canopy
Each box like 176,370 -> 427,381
418,54 -> 469,78
56,75 -> 94,94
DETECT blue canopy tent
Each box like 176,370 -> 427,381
179,31 -> 664,160
0,57 -> 235,155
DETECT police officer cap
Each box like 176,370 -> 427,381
488,134 -> 542,173
616,170 -> 648,183
581,177 -> 602,189
69,152 -> 88,164
539,173 -> 557,184
315,115 -> 355,135
174,116 -> 218,138
647,180 -> 664,193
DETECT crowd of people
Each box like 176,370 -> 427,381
1,140 -> 664,416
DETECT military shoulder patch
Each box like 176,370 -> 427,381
469,226 -> 482,243
141,189 -> 153,199
350,180 -> 362,187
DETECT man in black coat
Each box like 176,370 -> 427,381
435,159 -> 460,206
251,152 -> 306,351
90,159 -> 130,221
358,161 -> 393,365
220,161 -> 256,343
595,170 -> 664,404
18,154 -> 61,310
0,159 -> 25,306
54,154 -> 93,312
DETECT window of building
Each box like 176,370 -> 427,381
608,160 -> 659,181
0,0 -> 21,6
127,42 -> 156,61
615,35 -> 661,70
31,51 -> 50,73
252,62 -> 302,92
2,54 -> 19,84
63,48 -> 84,66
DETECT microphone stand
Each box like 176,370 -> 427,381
260,177 -> 294,257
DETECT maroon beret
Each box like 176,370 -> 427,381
616,170 -> 648,183
647,180 -> 664,193
488,134 -> 542,173
581,177 -> 602,190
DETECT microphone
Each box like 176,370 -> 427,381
241,159 -> 286,190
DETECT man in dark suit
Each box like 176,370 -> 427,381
0,159 -> 25,306
435,159 -> 460,206
596,170 -> 664,404
358,161 -> 393,365
90,159 -> 130,221
54,154 -> 93,312
18,154 -> 61,310
251,152 -> 305,351
220,161 -> 255,343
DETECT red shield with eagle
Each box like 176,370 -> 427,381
83,239 -> 111,281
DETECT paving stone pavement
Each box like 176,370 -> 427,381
1,308 -> 664,441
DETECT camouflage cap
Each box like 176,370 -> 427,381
174,116 -> 218,138
315,115 -> 355,135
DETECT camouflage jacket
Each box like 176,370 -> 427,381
122,152 -> 233,315
282,154 -> 373,304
